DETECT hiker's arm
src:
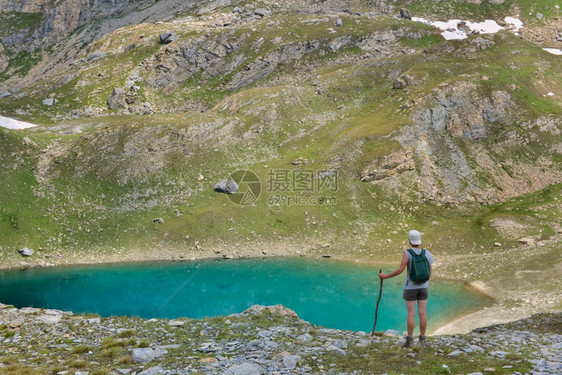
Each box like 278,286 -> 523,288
379,252 -> 408,280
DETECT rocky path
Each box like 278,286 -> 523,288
0,304 -> 559,374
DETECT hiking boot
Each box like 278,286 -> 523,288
403,335 -> 414,348
419,335 -> 426,346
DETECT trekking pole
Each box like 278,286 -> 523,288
369,269 -> 383,348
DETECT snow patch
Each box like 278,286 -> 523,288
0,116 -> 38,130
412,16 -> 524,40
504,16 -> 523,35
543,48 -> 562,56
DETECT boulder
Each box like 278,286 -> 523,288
132,348 -> 155,364
327,345 -> 347,356
296,333 -> 313,342
399,8 -> 412,20
335,18 -> 343,27
213,179 -> 239,194
392,74 -> 415,89
18,247 -> 34,257
159,31 -> 178,44
42,98 -> 56,106
107,88 -> 127,109
282,355 -> 300,369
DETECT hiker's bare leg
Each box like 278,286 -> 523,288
418,299 -> 428,336
405,300 -> 416,336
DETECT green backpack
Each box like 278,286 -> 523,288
407,249 -> 431,284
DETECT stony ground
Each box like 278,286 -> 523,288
0,303 -> 560,375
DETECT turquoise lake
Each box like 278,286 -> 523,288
0,258 -> 489,332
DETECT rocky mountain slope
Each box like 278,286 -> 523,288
0,0 -> 560,335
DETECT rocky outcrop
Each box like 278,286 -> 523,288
145,30 -> 248,94
226,40 -> 321,91
362,81 -> 562,205
145,28 -> 403,95
361,149 -> 415,182
415,81 -> 512,141
0,0 -> 131,52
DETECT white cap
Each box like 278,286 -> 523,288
408,230 -> 422,245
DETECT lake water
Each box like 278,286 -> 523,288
0,258 -> 489,332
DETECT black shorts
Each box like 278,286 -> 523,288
403,288 -> 429,301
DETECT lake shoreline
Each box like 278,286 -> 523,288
0,243 -> 513,336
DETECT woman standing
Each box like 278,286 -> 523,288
379,230 -> 434,347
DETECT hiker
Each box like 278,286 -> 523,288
378,230 -> 433,347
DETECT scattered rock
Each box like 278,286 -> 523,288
42,98 -> 56,106
159,31 -> 178,44
296,333 -> 313,342
138,366 -> 164,375
493,242 -> 501,247
291,157 -> 309,165
168,320 -> 185,326
327,345 -> 347,356
152,218 -> 164,224
17,247 -> 34,257
448,349 -> 464,357
200,357 -> 218,363
518,237 -> 535,246
335,18 -> 343,27
132,348 -> 155,364
384,329 -> 400,336
224,363 -> 263,375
